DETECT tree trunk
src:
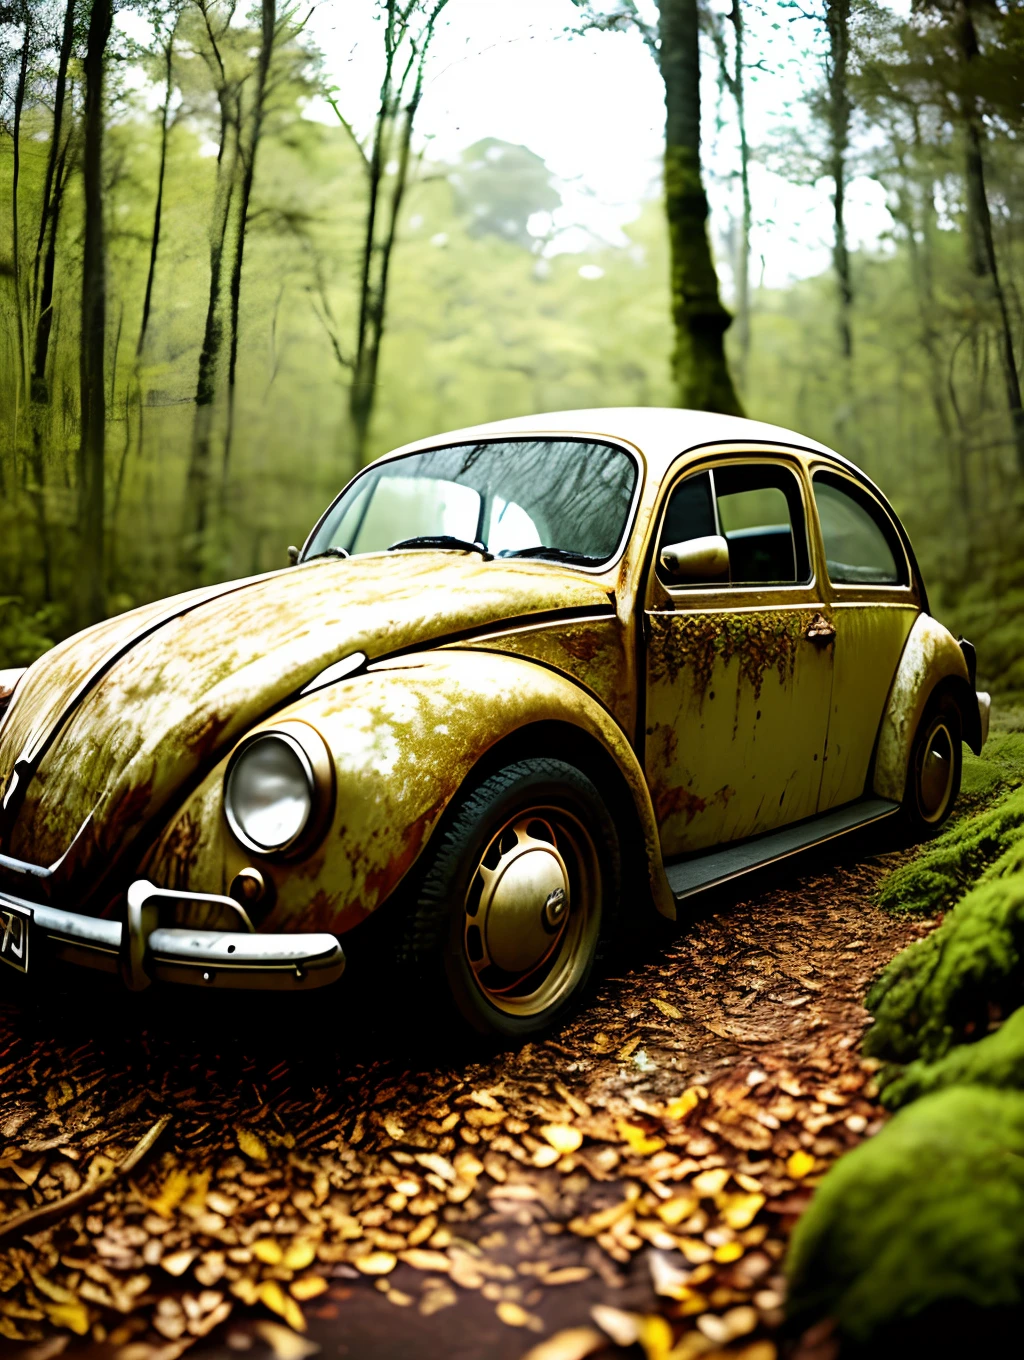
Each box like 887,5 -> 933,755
11,2 -> 31,407
137,32 -> 177,358
223,0 -> 275,476
955,2 -> 1024,471
182,101 -> 238,581
657,0 -> 742,415
728,2 -> 751,390
76,0 -> 113,629
30,0 -> 75,393
825,0 -> 853,362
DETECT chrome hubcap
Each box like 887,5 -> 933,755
464,807 -> 600,1017
919,720 -> 954,821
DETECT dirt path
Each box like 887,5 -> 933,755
0,829 -> 932,1360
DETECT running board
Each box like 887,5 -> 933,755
665,797 -> 900,902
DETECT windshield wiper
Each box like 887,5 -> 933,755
388,535 -> 493,560
304,546 -> 351,563
502,546 -> 601,565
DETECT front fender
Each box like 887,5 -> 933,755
143,649 -> 673,934
872,614 -> 974,803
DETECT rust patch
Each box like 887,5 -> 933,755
184,710 -> 233,761
648,611 -> 809,704
156,810 -> 204,890
652,780 -> 735,826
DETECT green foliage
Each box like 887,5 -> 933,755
881,1002 -> 1024,1110
878,785 -> 1024,917
866,870 -> 1024,1064
0,598 -> 64,668
786,1086 -> 1024,1340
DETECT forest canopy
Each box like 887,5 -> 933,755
1,0 -> 1022,685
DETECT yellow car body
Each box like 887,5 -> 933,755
0,409 -> 989,1017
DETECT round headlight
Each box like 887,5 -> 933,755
225,732 -> 315,854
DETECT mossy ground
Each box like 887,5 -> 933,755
787,696 -> 1024,1349
786,1086 -> 1024,1342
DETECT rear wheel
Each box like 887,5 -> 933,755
902,691 -> 962,836
401,758 -> 620,1039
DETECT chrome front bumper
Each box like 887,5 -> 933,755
0,879 -> 345,991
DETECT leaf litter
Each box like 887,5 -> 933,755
0,834 -> 933,1358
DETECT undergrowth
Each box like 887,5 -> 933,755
786,1086 -> 1024,1341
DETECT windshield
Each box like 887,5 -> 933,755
303,439 -> 639,566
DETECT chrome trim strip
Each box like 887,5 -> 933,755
148,927 -> 342,967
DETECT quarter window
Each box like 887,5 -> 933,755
658,463 -> 810,587
813,472 -> 905,585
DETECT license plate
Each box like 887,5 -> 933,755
0,902 -> 30,974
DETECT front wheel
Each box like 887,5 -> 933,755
901,690 -> 962,836
401,758 -> 620,1039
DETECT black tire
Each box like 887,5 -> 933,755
399,758 -> 621,1039
901,690 -> 963,837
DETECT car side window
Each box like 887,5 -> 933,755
658,462 -> 810,587
813,472 -> 905,586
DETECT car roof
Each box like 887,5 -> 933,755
385,406 -> 856,484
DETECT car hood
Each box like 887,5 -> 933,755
0,554 -> 612,894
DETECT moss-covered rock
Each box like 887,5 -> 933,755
881,1004 -> 1024,1109
878,784 -> 1024,917
786,1086 -> 1024,1343
866,870 -> 1024,1063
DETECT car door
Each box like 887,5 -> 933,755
643,453 -> 834,857
809,467 -> 920,809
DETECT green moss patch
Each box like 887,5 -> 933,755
878,785 -> 1024,917
881,1004 -> 1024,1110
786,1086 -> 1024,1343
867,870 -> 1024,1063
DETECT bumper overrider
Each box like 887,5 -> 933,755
0,879 -> 345,992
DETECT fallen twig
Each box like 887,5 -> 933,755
0,1114 -> 172,1244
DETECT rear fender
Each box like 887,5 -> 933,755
872,614 -> 974,803
144,649 -> 674,935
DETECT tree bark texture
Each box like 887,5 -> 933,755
223,0 -> 275,474
138,28 -> 178,358
954,1 -> 1024,472
76,0 -> 113,628
657,0 -> 742,416
825,0 -> 853,362
11,2 -> 31,406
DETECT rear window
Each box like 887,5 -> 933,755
813,472 -> 906,585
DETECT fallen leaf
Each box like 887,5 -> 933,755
254,1239 -> 284,1266
638,1313 -> 674,1360
787,1149 -> 816,1179
720,1191 -> 766,1230
237,1129 -> 268,1163
149,1168 -> 191,1218
282,1241 -> 317,1272
617,1120 -> 665,1156
651,999 -> 682,1019
692,1167 -> 730,1196
251,1321 -> 320,1360
665,1088 -> 703,1121
161,1250 -> 197,1278
591,1304 -> 641,1347
43,1302 -> 90,1336
540,1124 -> 583,1154
289,1278 -> 328,1302
258,1281 -> 306,1333
520,1326 -> 605,1360
495,1301 -> 530,1327
354,1252 -> 397,1276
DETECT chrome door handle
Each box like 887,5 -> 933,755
805,612 -> 836,643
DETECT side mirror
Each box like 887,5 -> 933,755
287,545 -> 300,566
660,534 -> 730,583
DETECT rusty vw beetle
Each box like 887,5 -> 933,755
0,410 -> 990,1036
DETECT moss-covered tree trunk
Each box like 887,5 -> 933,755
657,0 -> 742,416
953,0 -> 1024,474
76,0 -> 112,629
825,0 -> 853,363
